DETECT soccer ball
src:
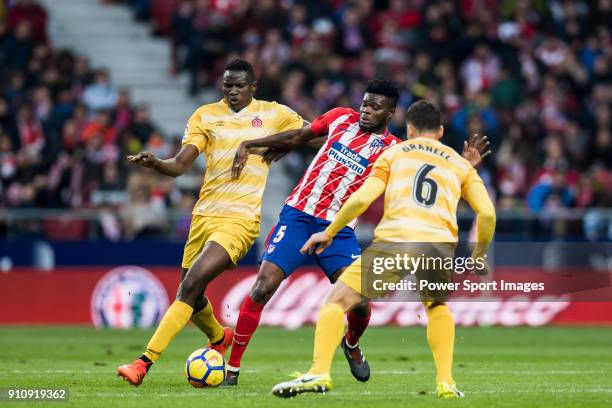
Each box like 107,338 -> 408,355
185,348 -> 226,388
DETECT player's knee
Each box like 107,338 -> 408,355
193,291 -> 206,313
177,274 -> 206,302
325,283 -> 361,312
250,274 -> 282,304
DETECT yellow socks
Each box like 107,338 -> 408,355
190,300 -> 225,343
426,304 -> 455,384
309,303 -> 345,375
144,300 -> 193,362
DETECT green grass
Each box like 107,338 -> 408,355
0,326 -> 611,407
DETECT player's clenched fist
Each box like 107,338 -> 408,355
300,231 -> 333,255
127,151 -> 160,169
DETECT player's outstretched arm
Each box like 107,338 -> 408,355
462,133 -> 491,167
127,144 -> 198,177
259,134 -> 326,165
301,177 -> 387,255
232,124 -> 316,178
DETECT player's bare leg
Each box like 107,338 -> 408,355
226,263 -> 372,386
179,267 -> 231,352
272,282 -> 362,397
116,242 -> 233,386
177,244 -> 235,356
225,261 -> 286,385
330,268 -> 371,382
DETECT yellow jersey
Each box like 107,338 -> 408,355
370,137 -> 483,242
182,98 -> 304,220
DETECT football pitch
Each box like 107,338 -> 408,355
1,326 -> 611,407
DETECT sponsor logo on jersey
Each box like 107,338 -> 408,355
251,116 -> 262,128
91,266 -> 168,329
267,244 -> 276,254
328,141 -> 370,175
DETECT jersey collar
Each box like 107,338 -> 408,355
411,136 -> 442,145
369,128 -> 390,138
222,98 -> 257,115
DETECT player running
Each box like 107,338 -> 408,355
116,59 -> 305,386
227,82 -> 490,386
270,100 -> 496,399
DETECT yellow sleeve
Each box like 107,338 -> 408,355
324,177 -> 387,237
462,172 -> 496,256
181,109 -> 209,154
370,148 -> 393,184
274,103 -> 304,132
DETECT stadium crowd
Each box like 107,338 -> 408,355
0,0 -> 191,240
1,0 -> 611,241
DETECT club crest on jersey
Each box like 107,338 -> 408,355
369,138 -> 386,154
328,141 -> 369,175
251,116 -> 262,127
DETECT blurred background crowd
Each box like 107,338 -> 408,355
1,0 -> 611,242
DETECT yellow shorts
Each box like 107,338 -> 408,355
338,256 -> 363,294
339,242 -> 455,303
181,215 -> 260,269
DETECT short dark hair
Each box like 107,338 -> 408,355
405,100 -> 441,132
365,78 -> 399,107
224,58 -> 255,82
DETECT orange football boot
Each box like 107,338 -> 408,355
208,327 -> 234,356
116,359 -> 151,386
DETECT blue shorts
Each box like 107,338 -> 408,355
260,205 -> 361,281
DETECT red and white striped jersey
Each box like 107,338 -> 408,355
285,107 -> 400,226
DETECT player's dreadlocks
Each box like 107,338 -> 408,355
365,78 -> 399,106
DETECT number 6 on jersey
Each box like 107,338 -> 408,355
413,164 -> 438,207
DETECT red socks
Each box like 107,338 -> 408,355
345,306 -> 371,347
228,296 -> 370,369
228,295 -> 265,370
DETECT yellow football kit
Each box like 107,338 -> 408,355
181,98 -> 303,266
323,136 -> 496,294
307,136 -> 495,387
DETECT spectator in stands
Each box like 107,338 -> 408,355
2,20 -> 35,71
129,103 -> 155,145
0,133 -> 17,190
6,0 -> 47,43
82,109 -> 118,146
528,171 -> 576,214
82,68 -> 118,111
121,173 -> 167,240
2,0 -> 611,243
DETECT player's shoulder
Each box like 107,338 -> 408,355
193,100 -> 226,117
256,99 -> 297,115
441,143 -> 473,169
379,140 -> 406,159
384,132 -> 402,145
324,106 -> 358,121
